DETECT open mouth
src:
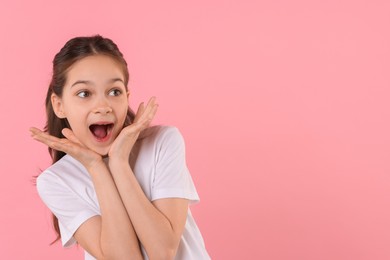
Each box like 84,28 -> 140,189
89,123 -> 114,141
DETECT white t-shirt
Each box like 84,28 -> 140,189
37,126 -> 210,260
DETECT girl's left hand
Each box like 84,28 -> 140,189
108,97 -> 158,161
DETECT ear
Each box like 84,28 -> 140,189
51,93 -> 66,118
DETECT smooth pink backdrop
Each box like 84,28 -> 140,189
1,0 -> 390,259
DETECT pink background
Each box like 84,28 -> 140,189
1,0 -> 390,259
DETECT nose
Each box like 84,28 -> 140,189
93,97 -> 113,114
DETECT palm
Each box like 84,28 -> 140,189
30,127 -> 102,170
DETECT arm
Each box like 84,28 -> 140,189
74,160 -> 143,260
110,159 -> 189,260
30,128 -> 143,260
107,99 -> 188,259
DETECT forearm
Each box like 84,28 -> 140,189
109,159 -> 179,259
88,161 -> 143,260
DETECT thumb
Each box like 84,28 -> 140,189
134,102 -> 145,124
61,128 -> 83,145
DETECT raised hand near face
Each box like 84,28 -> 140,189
108,97 -> 158,161
29,127 -> 103,171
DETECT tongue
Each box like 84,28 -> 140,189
91,125 -> 107,139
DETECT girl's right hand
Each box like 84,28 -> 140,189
30,127 -> 103,171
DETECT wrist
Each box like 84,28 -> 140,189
108,157 -> 131,172
85,158 -> 105,173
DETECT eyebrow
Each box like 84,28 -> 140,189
71,78 -> 125,87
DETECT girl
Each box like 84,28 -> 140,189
31,35 -> 210,260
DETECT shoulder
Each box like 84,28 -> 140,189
140,125 -> 183,139
37,155 -> 82,181
36,155 -> 86,195
133,125 -> 187,167
139,125 -> 185,147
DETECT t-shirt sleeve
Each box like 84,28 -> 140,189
151,126 -> 200,203
36,172 -> 100,248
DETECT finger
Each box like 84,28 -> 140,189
134,102 -> 145,123
29,127 -> 44,136
30,127 -> 62,144
135,97 -> 158,125
144,97 -> 156,112
143,102 -> 158,123
134,108 -> 158,133
30,127 -> 76,153
31,132 -> 68,152
140,99 -> 158,126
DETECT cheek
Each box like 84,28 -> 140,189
116,102 -> 130,120
119,108 -> 129,125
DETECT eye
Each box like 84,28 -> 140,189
77,90 -> 90,98
108,89 -> 122,96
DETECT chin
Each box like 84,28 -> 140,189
93,147 -> 110,157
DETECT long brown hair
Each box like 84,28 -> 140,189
44,35 -> 135,243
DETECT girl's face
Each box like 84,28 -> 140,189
51,55 -> 129,155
